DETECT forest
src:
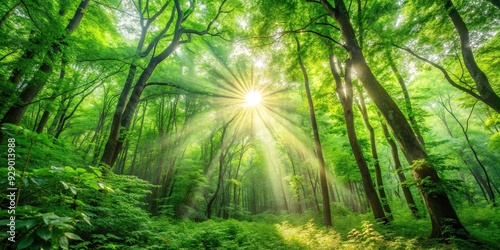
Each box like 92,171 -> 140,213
0,0 -> 500,249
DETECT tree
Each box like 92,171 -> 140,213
329,55 -> 387,223
100,0 -> 230,167
356,90 -> 393,221
296,37 -> 332,227
312,0 -> 469,238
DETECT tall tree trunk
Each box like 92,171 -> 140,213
34,53 -> 68,134
470,166 -> 490,203
207,124 -> 230,219
380,119 -> 420,218
444,0 -> 500,113
296,37 -> 332,227
387,51 -> 425,147
317,0 -> 468,238
306,168 -> 321,213
101,31 -> 182,167
330,55 -> 387,222
100,64 -> 137,166
357,92 -> 393,221
129,101 -> 147,175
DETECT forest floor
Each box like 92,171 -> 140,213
151,205 -> 499,250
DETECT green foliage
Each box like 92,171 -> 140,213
0,164 -> 96,249
458,206 -> 500,246
488,132 -> 500,150
347,221 -> 385,249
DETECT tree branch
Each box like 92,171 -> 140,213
394,44 -> 482,101
140,5 -> 176,57
181,0 -> 229,36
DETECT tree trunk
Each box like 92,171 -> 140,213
444,0 -> 500,113
102,35 -> 182,167
357,92 -> 393,221
330,55 -> 387,222
129,101 -> 147,175
100,64 -> 137,166
318,0 -> 469,238
296,37 -> 332,227
439,98 -> 496,206
306,168 -> 321,213
207,122 -> 231,219
387,51 -> 425,147
380,119 -> 420,218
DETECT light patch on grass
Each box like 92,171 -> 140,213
275,220 -> 344,249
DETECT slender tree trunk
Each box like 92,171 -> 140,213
100,65 -> 137,166
207,122 -> 231,219
306,168 -> 321,213
330,55 -> 387,222
129,101 -> 147,175
387,51 -> 425,147
470,166 -> 490,203
318,0 -> 469,238
380,119 -> 420,218
33,55 -> 66,134
100,1 -> 185,167
439,99 -> 496,206
357,92 -> 393,221
296,37 -> 332,227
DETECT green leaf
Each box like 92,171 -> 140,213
92,168 -> 103,177
75,168 -> 87,174
87,181 -> 100,190
64,232 -> 83,241
16,219 -> 37,229
36,227 -> 52,241
69,186 -> 77,195
30,177 -> 45,185
80,173 -> 95,180
59,235 -> 69,250
61,181 -> 69,190
63,166 -> 78,177
17,235 -> 34,249
81,212 -> 92,225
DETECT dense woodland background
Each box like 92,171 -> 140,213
1,0 -> 500,249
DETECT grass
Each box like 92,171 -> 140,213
131,204 -> 499,250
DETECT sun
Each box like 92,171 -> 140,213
245,90 -> 262,107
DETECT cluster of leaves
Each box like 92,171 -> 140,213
0,165 -> 100,249
0,125 -> 155,249
347,221 -> 386,249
